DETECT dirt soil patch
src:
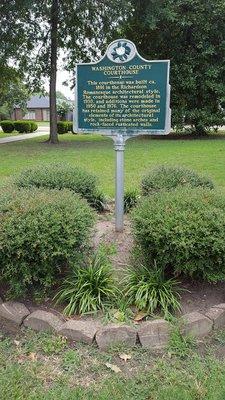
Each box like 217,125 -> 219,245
93,215 -> 133,275
94,215 -> 225,315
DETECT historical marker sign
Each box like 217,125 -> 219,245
75,39 -> 171,231
75,39 -> 170,136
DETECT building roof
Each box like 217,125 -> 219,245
26,95 -> 49,108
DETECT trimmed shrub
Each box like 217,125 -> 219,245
14,162 -> 105,211
14,120 -> 31,133
141,165 -> 214,196
54,248 -> 118,315
0,120 -> 15,133
131,188 -> 225,282
57,121 -> 68,134
124,263 -> 181,316
0,188 -> 95,297
28,121 -> 38,132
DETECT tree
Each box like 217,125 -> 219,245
0,0 -> 131,143
56,91 -> 68,101
123,0 -> 225,134
0,64 -> 29,120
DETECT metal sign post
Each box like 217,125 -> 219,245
114,134 -> 126,232
74,39 -> 171,232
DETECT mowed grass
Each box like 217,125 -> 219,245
0,131 -> 20,139
0,133 -> 225,196
37,121 -> 50,126
1,329 -> 225,399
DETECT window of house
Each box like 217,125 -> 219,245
43,109 -> 50,121
23,110 -> 36,120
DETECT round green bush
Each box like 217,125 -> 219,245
28,121 -> 38,132
57,121 -> 68,134
14,120 -> 31,133
0,120 -> 15,133
0,188 -> 95,297
131,188 -> 225,282
141,165 -> 214,196
14,162 -> 105,211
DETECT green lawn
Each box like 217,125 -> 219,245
0,131 -> 20,139
1,328 -> 225,399
0,133 -> 225,196
37,121 -> 50,127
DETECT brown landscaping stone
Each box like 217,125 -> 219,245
138,319 -> 170,349
95,324 -> 137,350
0,301 -> 30,325
58,320 -> 101,344
204,307 -> 225,330
23,310 -> 64,332
182,311 -> 213,338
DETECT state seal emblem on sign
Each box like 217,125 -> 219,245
107,39 -> 136,63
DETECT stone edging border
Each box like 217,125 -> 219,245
0,296 -> 225,350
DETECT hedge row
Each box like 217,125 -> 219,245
0,120 -> 76,134
0,120 -> 38,133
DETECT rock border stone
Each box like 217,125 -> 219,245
23,310 -> 65,332
138,319 -> 171,349
96,324 -> 137,350
0,299 -> 225,350
58,319 -> 102,345
181,311 -> 213,338
0,301 -> 30,326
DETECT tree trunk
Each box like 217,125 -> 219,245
49,0 -> 59,143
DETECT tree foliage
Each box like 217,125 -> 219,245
123,0 -> 225,134
57,99 -> 72,120
0,0 -> 131,142
0,64 -> 29,120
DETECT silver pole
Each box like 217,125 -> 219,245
114,134 -> 125,232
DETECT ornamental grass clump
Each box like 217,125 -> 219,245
0,187 -> 95,297
132,187 -> 225,282
124,263 -> 181,317
124,189 -> 139,213
54,249 -> 118,315
141,165 -> 214,196
14,162 -> 105,211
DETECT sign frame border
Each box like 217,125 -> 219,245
74,39 -> 171,137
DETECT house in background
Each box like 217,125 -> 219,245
13,95 -> 50,121
12,95 -> 73,121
